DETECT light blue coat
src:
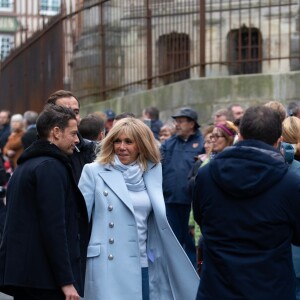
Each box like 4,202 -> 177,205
78,161 -> 200,300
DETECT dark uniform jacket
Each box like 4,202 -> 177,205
193,140 -> 300,300
0,139 -> 89,297
161,130 -> 204,204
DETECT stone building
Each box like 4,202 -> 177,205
70,0 -> 300,107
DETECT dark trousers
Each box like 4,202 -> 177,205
142,267 -> 149,300
13,287 -> 65,300
165,203 -> 196,266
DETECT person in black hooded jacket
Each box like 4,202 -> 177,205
0,104 -> 89,300
193,105 -> 300,300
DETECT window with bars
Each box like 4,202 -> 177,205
40,0 -> 61,16
0,35 -> 13,61
152,0 -> 173,3
0,0 -> 13,11
157,32 -> 190,85
227,26 -> 262,75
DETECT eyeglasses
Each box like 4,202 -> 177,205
210,134 -> 225,140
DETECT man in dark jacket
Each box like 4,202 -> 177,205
161,107 -> 204,264
142,106 -> 163,140
47,90 -> 96,183
0,105 -> 89,300
0,110 -> 10,151
193,105 -> 300,300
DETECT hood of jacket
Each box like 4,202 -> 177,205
209,139 -> 288,198
281,142 -> 295,164
17,139 -> 71,166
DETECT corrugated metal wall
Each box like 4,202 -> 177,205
0,15 -> 64,113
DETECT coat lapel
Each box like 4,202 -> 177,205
98,165 -> 134,214
144,162 -> 168,230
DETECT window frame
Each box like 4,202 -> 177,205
0,0 -> 13,12
39,0 -> 61,16
0,33 -> 14,61
227,26 -> 262,75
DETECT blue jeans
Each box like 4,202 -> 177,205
142,267 -> 149,300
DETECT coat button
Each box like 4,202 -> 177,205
108,254 -> 114,260
103,190 -> 108,196
109,238 -> 114,244
108,205 -> 113,211
109,222 -> 114,228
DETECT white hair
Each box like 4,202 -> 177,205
11,114 -> 23,123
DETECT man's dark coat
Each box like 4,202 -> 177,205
0,139 -> 89,297
193,140 -> 300,300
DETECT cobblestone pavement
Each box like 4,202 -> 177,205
0,293 -> 12,300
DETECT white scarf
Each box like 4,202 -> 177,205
112,155 -> 146,192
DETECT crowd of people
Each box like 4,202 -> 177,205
0,91 -> 299,300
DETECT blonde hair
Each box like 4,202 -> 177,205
264,101 -> 287,123
203,125 -> 214,155
97,117 -> 161,170
282,116 -> 300,156
215,121 -> 238,147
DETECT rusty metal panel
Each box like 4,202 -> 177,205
0,16 -> 64,113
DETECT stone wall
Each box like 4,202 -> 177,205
80,71 -> 300,126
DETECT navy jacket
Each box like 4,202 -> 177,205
70,133 -> 96,184
193,140 -> 300,300
21,125 -> 37,150
161,130 -> 204,205
0,124 -> 10,151
0,140 -> 89,297
150,119 -> 163,140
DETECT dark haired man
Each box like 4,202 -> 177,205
78,113 -> 105,142
47,90 -> 96,183
193,105 -> 300,299
142,106 -> 163,140
114,112 -> 136,124
0,104 -> 89,300
228,103 -> 244,121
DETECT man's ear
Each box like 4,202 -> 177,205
52,126 -> 61,139
238,132 -> 244,141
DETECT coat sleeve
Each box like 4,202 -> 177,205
192,167 -> 205,228
3,133 -> 23,154
34,160 -> 75,287
78,163 -> 96,221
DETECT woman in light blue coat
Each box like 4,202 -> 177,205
79,117 -> 199,300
